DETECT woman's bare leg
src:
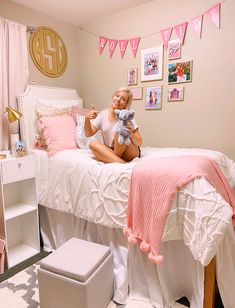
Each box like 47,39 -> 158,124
89,141 -> 125,163
113,133 -> 127,157
89,134 -> 140,163
121,143 -> 139,162
113,133 -> 139,162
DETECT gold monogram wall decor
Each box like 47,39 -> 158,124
29,27 -> 68,78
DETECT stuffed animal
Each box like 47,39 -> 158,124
114,109 -> 135,145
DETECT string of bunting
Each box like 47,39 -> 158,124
80,2 -> 224,59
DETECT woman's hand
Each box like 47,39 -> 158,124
85,104 -> 99,120
125,121 -> 134,133
127,124 -> 142,147
84,105 -> 99,137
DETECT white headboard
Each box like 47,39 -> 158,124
17,84 -> 83,150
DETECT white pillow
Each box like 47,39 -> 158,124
75,114 -> 103,149
36,97 -> 83,108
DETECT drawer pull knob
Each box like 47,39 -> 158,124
18,163 -> 21,168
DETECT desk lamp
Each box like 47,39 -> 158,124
0,107 -> 23,159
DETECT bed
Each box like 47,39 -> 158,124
17,84 -> 235,308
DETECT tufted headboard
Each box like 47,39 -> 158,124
17,84 -> 83,150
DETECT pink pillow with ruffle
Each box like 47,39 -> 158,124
38,115 -> 77,156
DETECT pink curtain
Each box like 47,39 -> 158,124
0,17 -> 29,150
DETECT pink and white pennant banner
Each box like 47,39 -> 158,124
174,22 -> 188,44
98,2 -> 222,58
108,39 -> 118,58
160,27 -> 172,49
205,3 -> 220,28
129,37 -> 140,58
190,15 -> 203,38
99,36 -> 108,55
119,40 -> 129,58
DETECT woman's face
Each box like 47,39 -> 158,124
112,91 -> 129,110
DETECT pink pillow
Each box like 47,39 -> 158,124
38,115 -> 77,156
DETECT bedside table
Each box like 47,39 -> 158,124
0,156 -> 40,269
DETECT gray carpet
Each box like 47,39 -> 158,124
0,250 -> 49,308
0,250 -> 49,283
0,263 -> 40,308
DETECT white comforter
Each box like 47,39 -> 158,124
34,147 -> 235,265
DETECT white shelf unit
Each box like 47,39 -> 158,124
0,156 -> 40,269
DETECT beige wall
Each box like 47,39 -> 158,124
1,0 -> 235,159
0,0 -> 80,90
77,0 -> 235,160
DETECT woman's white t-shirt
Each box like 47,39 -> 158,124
91,109 -> 138,147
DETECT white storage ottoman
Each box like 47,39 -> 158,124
38,238 -> 114,308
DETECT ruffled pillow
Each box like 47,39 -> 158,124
38,115 -> 77,156
75,114 -> 103,149
35,102 -> 88,148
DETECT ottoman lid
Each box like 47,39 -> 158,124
40,238 -> 111,283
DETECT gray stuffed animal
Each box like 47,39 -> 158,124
114,109 -> 135,145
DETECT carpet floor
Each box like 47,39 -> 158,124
0,262 -> 40,308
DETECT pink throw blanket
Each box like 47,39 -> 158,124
124,155 -> 235,265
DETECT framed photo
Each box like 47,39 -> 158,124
168,39 -> 181,60
127,68 -> 138,86
130,87 -> 143,100
145,86 -> 162,110
15,140 -> 28,157
141,46 -> 163,82
168,60 -> 193,84
167,87 -> 184,102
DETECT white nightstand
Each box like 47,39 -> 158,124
0,156 -> 40,269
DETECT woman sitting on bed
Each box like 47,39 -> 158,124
84,87 -> 142,163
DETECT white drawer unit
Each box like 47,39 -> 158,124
0,156 -> 40,269
1,156 -> 35,184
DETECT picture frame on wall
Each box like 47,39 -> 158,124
127,68 -> 138,86
167,86 -> 184,102
145,86 -> 162,110
168,60 -> 193,84
141,46 -> 163,82
168,39 -> 181,60
130,87 -> 143,100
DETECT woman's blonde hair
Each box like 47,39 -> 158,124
113,87 -> 133,109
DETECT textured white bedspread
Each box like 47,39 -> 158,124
34,147 -> 235,265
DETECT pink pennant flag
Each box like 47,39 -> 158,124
174,22 -> 188,44
190,15 -> 203,38
99,36 -> 108,55
118,40 -> 129,58
108,39 -> 118,58
160,27 -> 173,49
129,37 -> 140,58
205,3 -> 220,28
